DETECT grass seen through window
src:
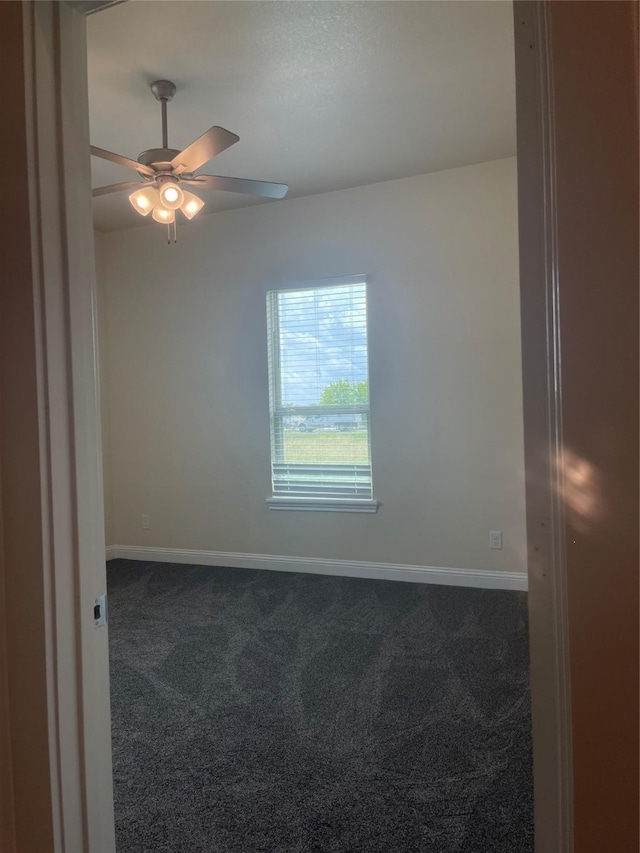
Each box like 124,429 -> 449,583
282,430 -> 370,464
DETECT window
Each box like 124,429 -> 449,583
266,276 -> 376,511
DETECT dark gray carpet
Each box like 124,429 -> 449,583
107,559 -> 533,853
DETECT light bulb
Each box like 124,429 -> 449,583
158,180 -> 184,210
128,186 -> 159,216
152,205 -> 175,224
179,190 -> 205,220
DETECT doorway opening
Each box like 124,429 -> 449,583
89,3 -> 537,850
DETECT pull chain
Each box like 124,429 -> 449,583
166,220 -> 178,244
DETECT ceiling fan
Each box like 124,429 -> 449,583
91,80 -> 288,239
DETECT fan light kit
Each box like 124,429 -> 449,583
91,80 -> 288,242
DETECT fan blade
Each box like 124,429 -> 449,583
92,181 -> 145,198
91,145 -> 154,177
184,174 -> 288,199
171,126 -> 239,172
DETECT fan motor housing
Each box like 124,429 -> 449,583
137,148 -> 180,173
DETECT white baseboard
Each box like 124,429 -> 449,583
105,545 -> 528,591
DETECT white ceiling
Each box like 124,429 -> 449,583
88,1 -> 516,232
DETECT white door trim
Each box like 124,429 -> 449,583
514,4 -> 573,851
0,2 -> 114,851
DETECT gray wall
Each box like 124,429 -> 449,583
97,157 -> 526,574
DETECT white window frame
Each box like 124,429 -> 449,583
265,275 -> 378,512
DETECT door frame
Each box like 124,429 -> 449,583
1,1 -> 115,851
513,4 -> 573,851
0,1 -> 573,850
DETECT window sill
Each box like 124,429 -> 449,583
266,497 -> 379,513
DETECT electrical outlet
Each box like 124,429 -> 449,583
142,514 -> 150,530
489,530 -> 503,550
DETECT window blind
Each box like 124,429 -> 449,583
267,279 -> 373,503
